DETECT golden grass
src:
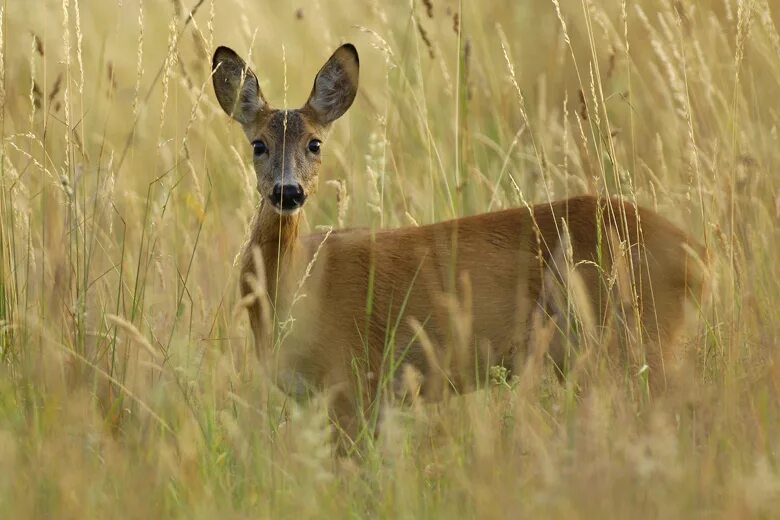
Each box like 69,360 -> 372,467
0,0 -> 779,517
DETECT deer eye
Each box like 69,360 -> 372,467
252,140 -> 268,156
307,139 -> 321,154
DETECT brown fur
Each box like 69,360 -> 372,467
214,44 -> 708,449
242,196 -> 707,391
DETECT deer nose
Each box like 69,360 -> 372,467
270,183 -> 306,211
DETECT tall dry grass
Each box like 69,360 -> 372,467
0,0 -> 779,517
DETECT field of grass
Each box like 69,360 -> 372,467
1,0 -> 779,517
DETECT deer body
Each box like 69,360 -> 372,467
240,194 -> 705,399
213,44 -> 707,445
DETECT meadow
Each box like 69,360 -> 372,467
0,0 -> 779,517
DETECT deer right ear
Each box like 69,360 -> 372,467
212,46 -> 266,125
304,44 -> 359,126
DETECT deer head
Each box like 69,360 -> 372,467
212,44 -> 359,215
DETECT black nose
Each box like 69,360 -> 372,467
270,183 -> 306,211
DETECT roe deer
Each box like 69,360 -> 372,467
212,43 -> 708,449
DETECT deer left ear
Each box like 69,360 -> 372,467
304,44 -> 359,126
212,46 -> 267,125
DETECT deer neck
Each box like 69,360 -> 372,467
249,201 -> 302,302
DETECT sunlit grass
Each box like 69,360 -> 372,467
0,0 -> 778,517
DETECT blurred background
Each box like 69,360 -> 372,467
0,0 -> 779,517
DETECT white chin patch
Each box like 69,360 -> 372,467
272,206 -> 301,217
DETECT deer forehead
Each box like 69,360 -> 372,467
256,110 -> 321,145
